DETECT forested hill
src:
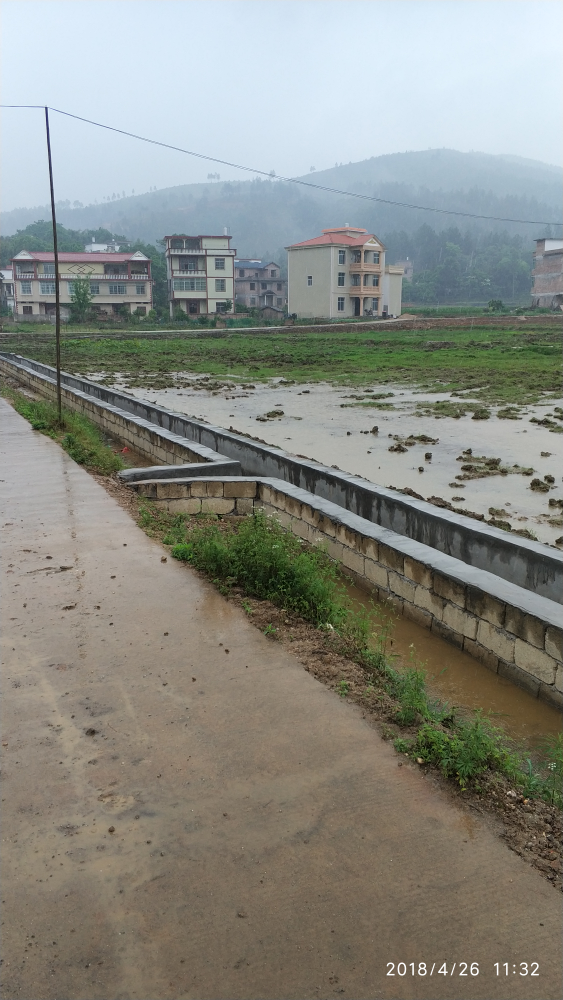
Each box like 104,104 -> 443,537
2,149 -> 561,263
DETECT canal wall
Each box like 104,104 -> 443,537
127,474 -> 563,709
2,352 -> 562,604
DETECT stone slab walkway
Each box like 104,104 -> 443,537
1,398 -> 561,1000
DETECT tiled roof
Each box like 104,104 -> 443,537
13,251 -> 144,263
286,233 -> 378,249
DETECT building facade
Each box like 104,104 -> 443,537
286,226 -> 403,319
164,234 -> 236,318
531,238 -> 563,309
1,268 -> 15,314
234,259 -> 287,310
11,250 -> 152,320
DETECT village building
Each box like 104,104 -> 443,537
286,226 -> 403,319
234,259 -> 287,312
1,267 -> 15,314
11,249 -> 152,320
164,234 -> 236,319
531,238 -> 563,309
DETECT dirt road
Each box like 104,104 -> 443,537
1,398 -> 561,1000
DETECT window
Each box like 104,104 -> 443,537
351,251 -> 361,263
22,305 -> 33,314
135,306 -> 147,316
40,282 -> 56,295
170,239 -> 184,249
337,297 -> 345,312
307,275 -> 313,286
20,282 -> 32,295
247,282 -> 254,290
270,270 -> 276,277
184,238 -> 201,250
338,250 -> 346,265
276,297 -> 283,307
337,272 -> 345,286
372,298 -> 379,311
238,269 -> 245,277
277,282 -> 282,291
261,282 -> 267,290
351,274 -> 360,286
173,278 -> 206,291
250,297 -> 256,305
136,284 -> 146,295
373,252 -> 380,264
215,258 -> 225,270
90,284 -> 100,295
215,279 -> 226,292
43,264 -> 56,275
17,265 -> 33,275
109,283 -> 126,295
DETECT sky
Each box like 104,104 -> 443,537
1,0 -> 562,212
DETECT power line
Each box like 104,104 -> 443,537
2,104 -> 562,227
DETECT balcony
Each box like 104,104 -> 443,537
173,269 -> 206,276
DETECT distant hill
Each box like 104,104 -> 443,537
2,148 -> 561,260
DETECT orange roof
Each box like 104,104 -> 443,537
286,232 -> 380,249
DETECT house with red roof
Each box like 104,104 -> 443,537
11,249 -> 152,321
286,226 -> 403,320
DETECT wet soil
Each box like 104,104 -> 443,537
108,376 -> 563,546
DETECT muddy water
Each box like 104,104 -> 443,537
345,582 -> 562,747
105,374 -> 563,545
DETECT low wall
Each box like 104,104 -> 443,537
2,353 -> 562,603
0,354 -> 240,475
129,475 -> 563,709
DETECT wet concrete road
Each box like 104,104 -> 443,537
1,398 -> 562,1000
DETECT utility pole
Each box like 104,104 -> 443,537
44,107 -> 62,422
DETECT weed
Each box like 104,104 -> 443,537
393,737 -> 411,754
241,599 -> 253,615
263,623 -> 278,638
337,679 -> 350,697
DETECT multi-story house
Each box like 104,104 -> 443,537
164,233 -> 236,319
11,249 -> 152,320
531,238 -> 563,309
286,226 -> 403,319
234,259 -> 287,311
1,268 -> 15,314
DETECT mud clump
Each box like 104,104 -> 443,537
530,478 -> 550,493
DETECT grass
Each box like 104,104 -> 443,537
1,384 -> 124,475
2,317 -> 561,404
138,500 -> 561,807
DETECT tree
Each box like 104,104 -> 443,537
69,277 -> 93,323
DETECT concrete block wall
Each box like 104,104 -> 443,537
129,475 -> 563,709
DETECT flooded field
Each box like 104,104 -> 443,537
103,373 -> 563,546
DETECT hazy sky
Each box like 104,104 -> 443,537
1,0 -> 562,212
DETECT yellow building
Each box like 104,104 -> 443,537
286,226 -> 403,319
11,249 -> 152,320
164,234 -> 236,318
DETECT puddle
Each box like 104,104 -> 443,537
101,374 -> 563,546
346,582 -> 562,748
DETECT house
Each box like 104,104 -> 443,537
11,250 -> 152,320
531,238 -> 563,309
164,234 -> 236,318
393,258 -> 414,282
1,268 -> 15,314
84,238 -> 123,253
234,259 -> 287,310
286,226 -> 404,319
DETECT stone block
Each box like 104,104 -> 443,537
235,497 -> 254,515
414,586 -> 444,620
477,620 -> 515,662
504,607 -> 545,649
378,543 -> 404,573
402,603 -> 432,629
556,665 -> 563,694
317,514 -> 336,538
513,639 -> 556,684
360,536 -> 378,561
258,484 -> 276,504
466,588 -> 505,627
443,604 -> 478,640
498,659 -> 540,698
545,626 -> 563,662
206,481 -> 224,497
463,637 -> 499,673
167,498 -> 201,515
433,573 -> 466,609
156,483 -> 187,500
431,618 -> 464,649
201,498 -> 235,515
190,481 -> 208,497
539,682 -> 563,710
325,538 -> 345,563
301,503 -> 320,526
341,547 -> 365,576
137,483 -> 157,499
403,557 -> 433,589
364,559 -> 388,589
389,572 -> 416,603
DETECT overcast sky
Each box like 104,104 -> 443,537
1,0 -> 562,212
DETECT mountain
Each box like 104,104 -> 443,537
2,149 -> 561,260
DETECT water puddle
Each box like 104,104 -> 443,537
345,581 -> 562,748
102,374 -> 563,546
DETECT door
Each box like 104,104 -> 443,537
354,297 -> 361,316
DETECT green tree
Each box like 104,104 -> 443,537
69,277 -> 93,323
